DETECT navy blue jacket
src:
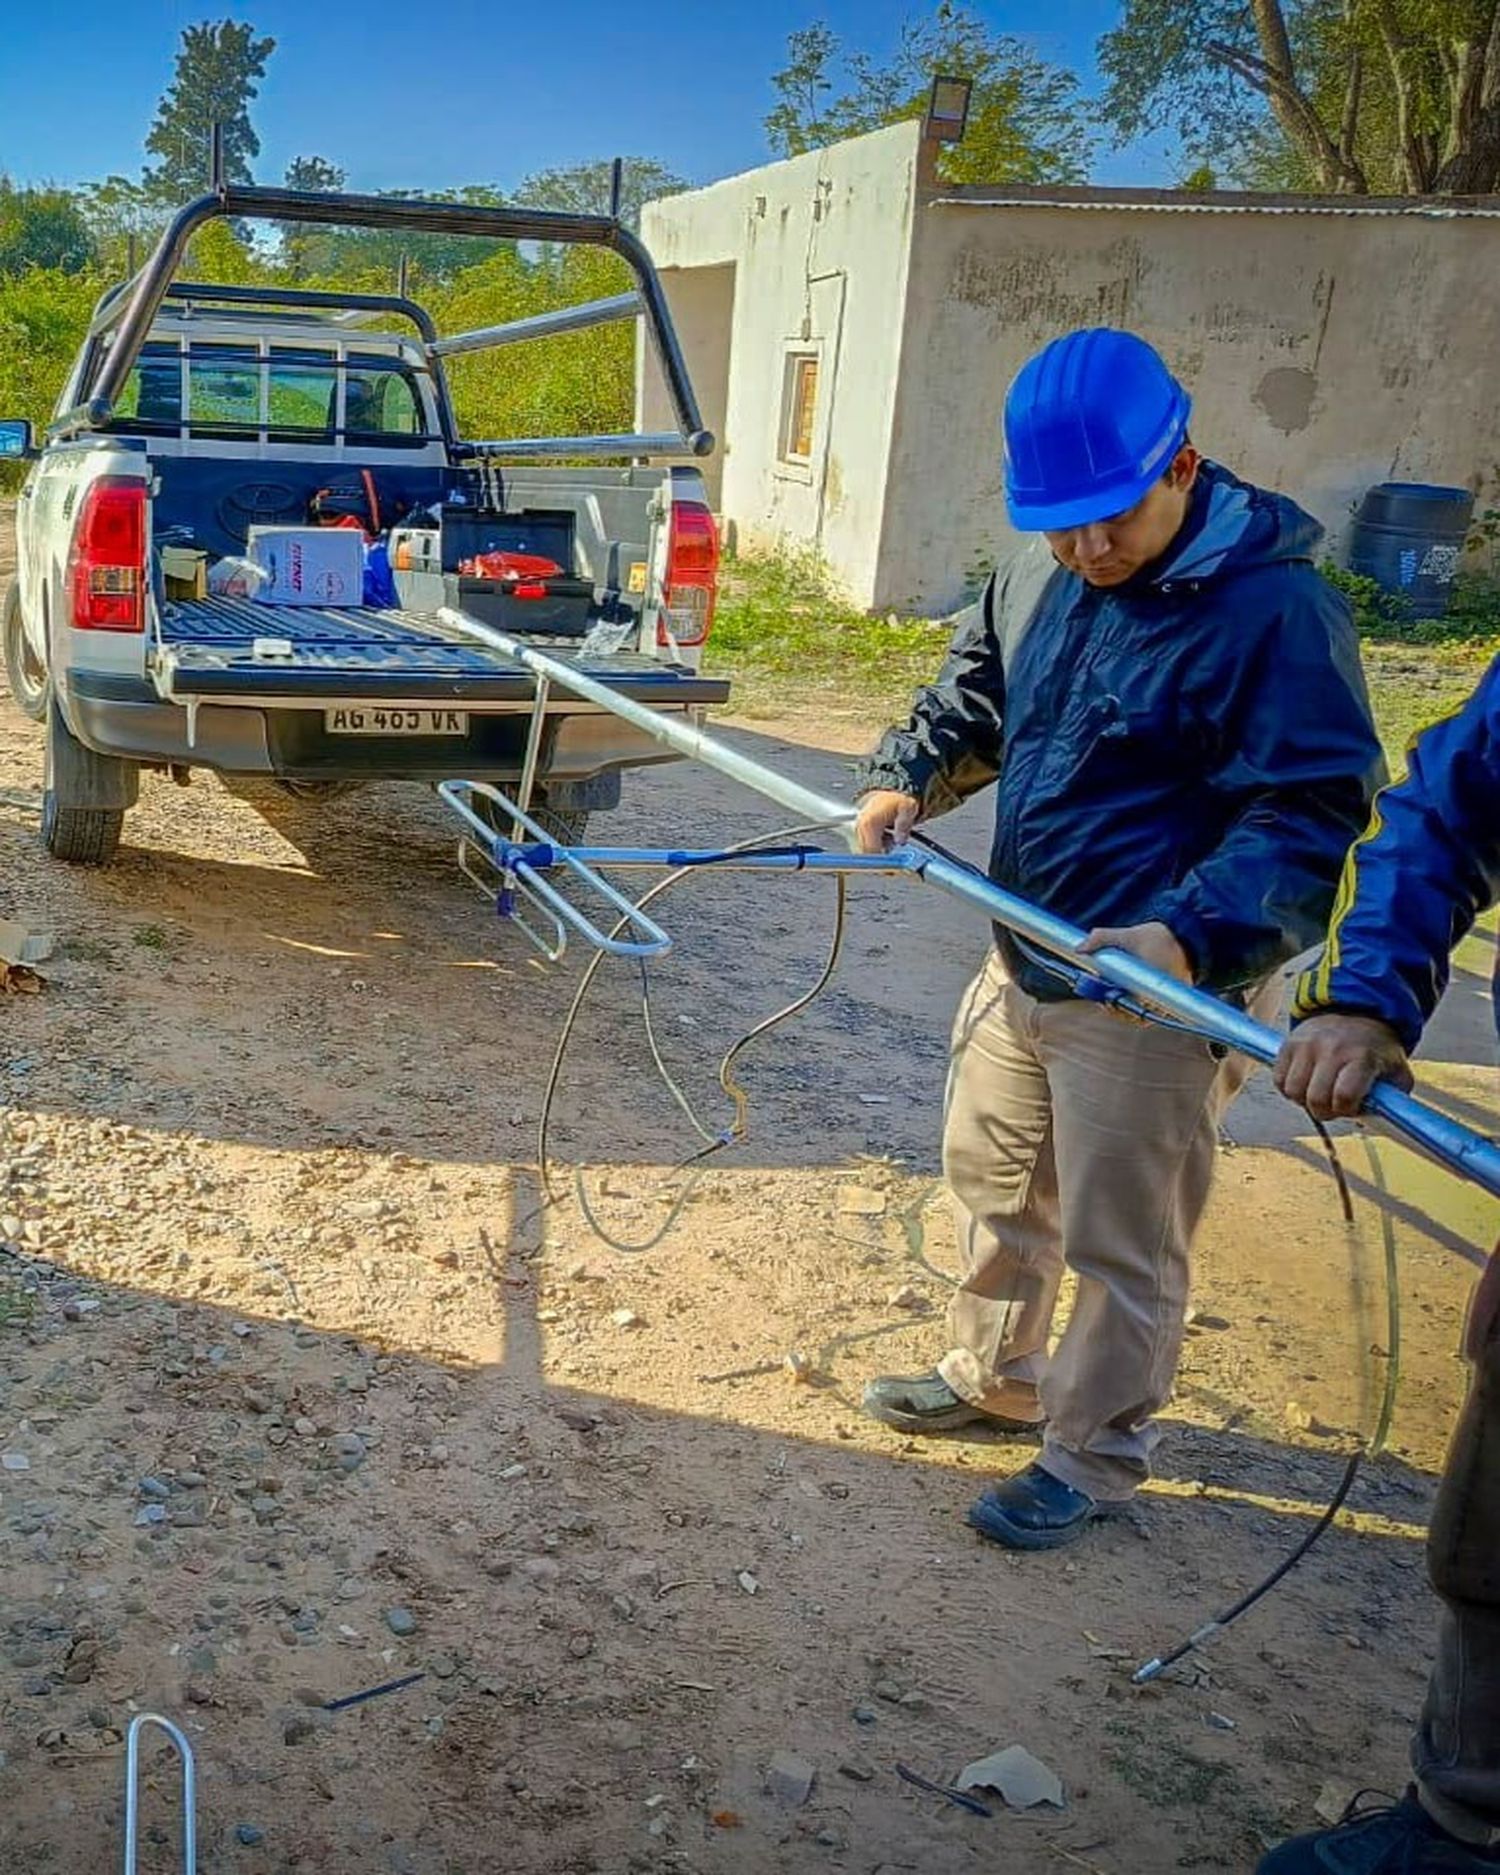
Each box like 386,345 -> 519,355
859,463 -> 1387,997
1294,653 -> 1500,1048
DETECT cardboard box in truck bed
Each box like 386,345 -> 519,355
246,527 -> 364,606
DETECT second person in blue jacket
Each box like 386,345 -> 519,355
855,328 -> 1386,1549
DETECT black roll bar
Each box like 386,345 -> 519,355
52,183 -> 711,456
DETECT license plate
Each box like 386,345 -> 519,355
325,708 -> 469,736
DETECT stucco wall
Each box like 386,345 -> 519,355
636,261 -> 736,507
641,123 -> 924,608
884,195 -> 1500,614
644,132 -> 1500,617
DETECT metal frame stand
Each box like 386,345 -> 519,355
435,610 -> 1500,1204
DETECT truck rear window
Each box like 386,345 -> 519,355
109,342 -> 429,446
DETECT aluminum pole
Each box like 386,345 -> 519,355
438,609 -> 1500,1201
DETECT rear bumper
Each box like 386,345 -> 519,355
62,673 -> 717,783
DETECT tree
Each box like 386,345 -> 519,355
1098,0 -> 1500,195
0,268 -> 100,488
143,19 -> 276,202
765,4 -> 1095,183
293,185 -> 512,289
0,183 -> 96,277
512,158 -> 689,231
78,175 -> 167,274
284,155 -> 346,196
281,155 -> 347,277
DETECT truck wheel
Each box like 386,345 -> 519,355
530,803 -> 589,846
40,793 -> 124,865
270,780 -> 366,802
40,698 -> 137,866
470,794 -> 589,847
3,582 -> 49,723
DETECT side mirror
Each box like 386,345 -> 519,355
0,419 -> 36,461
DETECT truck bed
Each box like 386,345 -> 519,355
155,597 -> 728,706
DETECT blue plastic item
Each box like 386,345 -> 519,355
363,539 -> 397,608
1003,329 -> 1192,532
1347,481 -> 1473,616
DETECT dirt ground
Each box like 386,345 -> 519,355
0,508 -> 1496,1875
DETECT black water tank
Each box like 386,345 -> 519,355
1347,482 -> 1473,615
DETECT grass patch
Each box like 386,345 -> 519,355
0,1278 -> 35,1332
1323,564 -> 1500,649
1104,1716 -> 1239,1810
706,547 -> 949,718
131,924 -> 170,951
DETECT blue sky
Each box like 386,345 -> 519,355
0,0 -> 1176,196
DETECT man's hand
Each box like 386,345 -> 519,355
1079,921 -> 1194,985
854,790 -> 922,855
1274,1013 -> 1413,1120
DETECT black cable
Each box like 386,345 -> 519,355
1133,1118 -> 1403,1683
535,823 -> 850,1252
536,812 -> 1423,1664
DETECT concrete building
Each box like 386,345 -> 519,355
637,119 -> 1500,616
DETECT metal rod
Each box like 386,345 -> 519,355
512,674 -> 550,837
431,293 -> 642,358
436,609 -> 1500,1202
124,1713 -> 197,1875
453,430 -> 713,462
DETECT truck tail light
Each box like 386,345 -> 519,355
69,478 -> 146,632
657,499 -> 719,649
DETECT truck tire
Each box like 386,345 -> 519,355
40,793 -> 125,865
2,581 -> 49,723
470,792 -> 589,847
530,802 -> 589,846
270,780 -> 366,802
40,697 -> 138,866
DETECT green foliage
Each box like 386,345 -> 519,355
427,244 -> 638,441
284,156 -> 346,195
77,175 -> 166,277
288,185 -> 512,289
707,546 -> 949,710
0,181 -> 96,276
512,158 -> 689,230
281,157 -> 347,278
1097,0 -> 1500,194
144,19 -> 277,201
766,3 -> 1094,183
1322,562 -> 1500,645
0,267 -> 100,485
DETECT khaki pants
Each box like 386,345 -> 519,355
936,948 -> 1273,1502
1413,1245 -> 1500,1846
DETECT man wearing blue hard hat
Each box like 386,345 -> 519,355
854,328 -> 1385,1550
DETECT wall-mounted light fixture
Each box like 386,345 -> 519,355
924,74 -> 972,143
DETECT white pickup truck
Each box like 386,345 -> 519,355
0,181 -> 725,862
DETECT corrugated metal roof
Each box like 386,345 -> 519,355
927,193 -> 1500,220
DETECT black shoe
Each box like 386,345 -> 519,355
862,1370 -> 1037,1435
1257,1790 -> 1500,1871
966,1463 -> 1108,1551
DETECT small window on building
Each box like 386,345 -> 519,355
780,352 -> 820,464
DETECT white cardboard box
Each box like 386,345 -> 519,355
245,527 -> 365,607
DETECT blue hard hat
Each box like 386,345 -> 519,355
1003,329 -> 1192,531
